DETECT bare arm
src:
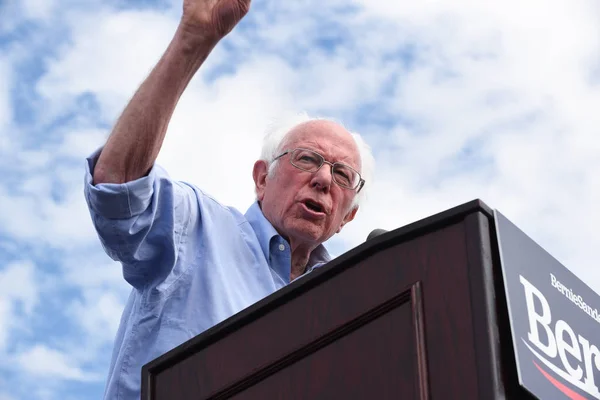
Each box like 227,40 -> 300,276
93,0 -> 251,184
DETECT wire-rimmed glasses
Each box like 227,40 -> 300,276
273,148 -> 365,192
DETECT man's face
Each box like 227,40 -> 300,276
254,120 -> 360,249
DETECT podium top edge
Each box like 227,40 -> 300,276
361,197 -> 494,246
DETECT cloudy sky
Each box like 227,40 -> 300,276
1,0 -> 599,398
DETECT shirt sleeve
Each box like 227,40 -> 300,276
84,148 -> 197,289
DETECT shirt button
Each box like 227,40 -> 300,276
278,244 -> 285,251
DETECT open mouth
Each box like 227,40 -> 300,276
304,200 -> 324,213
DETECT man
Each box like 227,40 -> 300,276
84,0 -> 374,398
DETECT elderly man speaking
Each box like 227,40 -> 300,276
84,0 -> 374,399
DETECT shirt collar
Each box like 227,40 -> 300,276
245,201 -> 280,262
245,201 -> 332,270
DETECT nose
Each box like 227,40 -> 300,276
310,162 -> 333,192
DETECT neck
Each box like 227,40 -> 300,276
289,241 -> 317,281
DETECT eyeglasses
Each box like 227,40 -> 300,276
273,148 -> 365,192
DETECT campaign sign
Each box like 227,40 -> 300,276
495,211 -> 600,399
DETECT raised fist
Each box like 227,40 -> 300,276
182,0 -> 251,42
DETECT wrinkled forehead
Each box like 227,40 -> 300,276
282,120 -> 361,170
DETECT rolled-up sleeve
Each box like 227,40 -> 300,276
84,148 -> 196,289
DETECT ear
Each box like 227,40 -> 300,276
336,206 -> 358,233
253,160 -> 269,202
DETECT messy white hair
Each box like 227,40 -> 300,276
258,112 -> 374,209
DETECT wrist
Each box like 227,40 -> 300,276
175,20 -> 220,55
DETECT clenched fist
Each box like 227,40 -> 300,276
181,0 -> 251,42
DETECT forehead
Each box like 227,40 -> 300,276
284,120 -> 361,168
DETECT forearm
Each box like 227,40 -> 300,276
93,26 -> 217,184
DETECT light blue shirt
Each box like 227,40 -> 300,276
84,149 -> 331,400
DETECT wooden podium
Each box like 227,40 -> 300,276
141,200 -> 534,399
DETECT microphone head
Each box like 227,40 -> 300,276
366,228 -> 387,241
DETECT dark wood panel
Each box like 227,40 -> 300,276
363,222 -> 480,398
229,294 -> 417,400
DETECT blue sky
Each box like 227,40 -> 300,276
1,0 -> 599,399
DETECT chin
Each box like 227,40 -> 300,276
287,220 -> 327,243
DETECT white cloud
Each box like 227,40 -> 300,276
0,1 -> 20,35
0,177 -> 99,251
21,0 -> 57,21
0,261 -> 37,314
56,128 -> 107,158
0,126 -> 111,251
37,8 -> 178,122
15,344 -> 101,382
60,256 -> 123,291
0,300 -> 11,352
0,188 -> 45,242
0,261 -> 38,350
67,289 -> 126,352
0,58 -> 11,141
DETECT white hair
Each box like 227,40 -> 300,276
258,112 -> 375,209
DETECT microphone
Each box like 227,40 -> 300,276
366,228 -> 387,241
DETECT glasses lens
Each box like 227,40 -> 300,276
332,165 -> 358,188
291,149 -> 322,171
289,148 -> 361,190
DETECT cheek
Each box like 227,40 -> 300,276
272,167 -> 297,187
266,174 -> 297,210
334,191 -> 354,211
329,198 -> 350,224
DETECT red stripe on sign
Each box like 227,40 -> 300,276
533,361 -> 588,400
